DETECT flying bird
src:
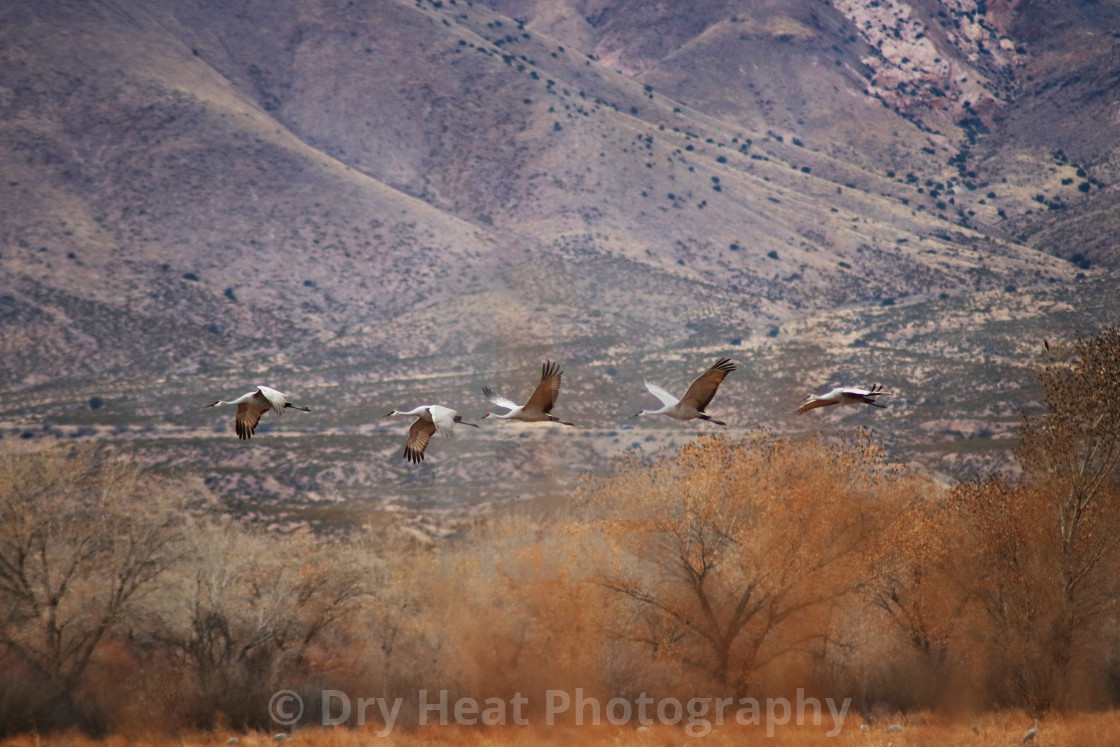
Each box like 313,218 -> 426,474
796,384 -> 888,414
386,405 -> 477,463
482,360 -> 574,426
1021,719 -> 1038,743
635,358 -> 737,425
205,386 -> 311,440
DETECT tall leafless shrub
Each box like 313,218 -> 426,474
0,445 -> 187,733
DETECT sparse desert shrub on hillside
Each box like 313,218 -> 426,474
575,432 -> 915,698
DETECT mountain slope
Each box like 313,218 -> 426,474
2,0 -> 1085,382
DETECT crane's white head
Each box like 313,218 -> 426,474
481,412 -> 493,419
204,400 -> 221,409
386,410 -> 400,417
634,409 -> 647,417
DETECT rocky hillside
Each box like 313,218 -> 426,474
480,0 -> 1120,262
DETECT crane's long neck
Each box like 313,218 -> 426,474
393,406 -> 430,417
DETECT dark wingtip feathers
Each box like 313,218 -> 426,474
712,357 -> 737,373
542,360 -> 563,380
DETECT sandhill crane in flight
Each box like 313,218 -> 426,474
482,360 -> 574,426
1021,719 -> 1038,743
205,386 -> 311,440
796,384 -> 888,414
386,405 -> 478,463
635,357 -> 737,425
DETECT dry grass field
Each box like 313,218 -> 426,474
4,711 -> 1120,746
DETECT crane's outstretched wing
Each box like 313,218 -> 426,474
643,380 -> 679,407
680,358 -> 737,411
254,386 -> 288,415
840,384 -> 888,407
256,385 -> 312,413
235,402 -> 268,440
795,397 -> 830,414
482,386 -> 520,412
404,417 -> 437,463
850,388 -> 888,407
524,360 -> 563,415
429,406 -> 459,437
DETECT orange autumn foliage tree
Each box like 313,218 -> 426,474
953,329 -> 1120,710
576,432 -> 923,697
